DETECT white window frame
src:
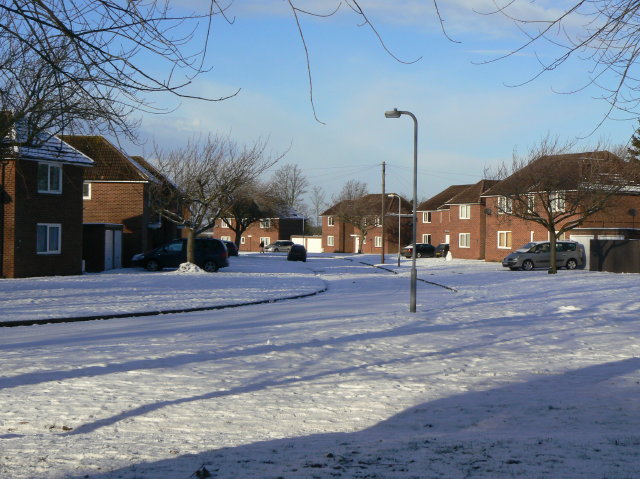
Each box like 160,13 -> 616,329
327,235 -> 335,246
36,223 -> 61,254
327,216 -> 334,227
37,162 -> 62,194
82,182 -> 91,200
422,211 -> 432,223
374,236 -> 382,247
260,236 -> 270,246
422,234 -> 431,244
497,196 -> 512,214
240,236 -> 246,245
220,235 -> 231,242
497,231 -> 512,249
459,205 -> 471,220
459,233 -> 471,248
550,192 -> 565,213
260,219 -> 271,229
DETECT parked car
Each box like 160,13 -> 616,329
223,240 -> 238,256
434,243 -> 449,258
401,243 -> 435,258
265,240 -> 294,252
502,240 -> 584,271
131,238 -> 229,272
287,244 -> 307,262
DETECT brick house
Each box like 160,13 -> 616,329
434,180 -> 497,260
213,212 -> 305,252
320,194 -> 412,254
1,127 -> 93,278
416,184 -> 472,249
481,152 -> 640,263
61,136 -> 179,266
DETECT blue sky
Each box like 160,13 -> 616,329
118,1 -> 639,204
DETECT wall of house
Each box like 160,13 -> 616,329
9,160 -> 85,278
321,216 -> 355,253
1,159 -> 17,278
416,209 -> 451,248
83,182 -> 148,265
445,204 -> 487,260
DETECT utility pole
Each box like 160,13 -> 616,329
381,161 -> 386,264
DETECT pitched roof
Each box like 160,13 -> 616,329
445,180 -> 499,205
1,118 -> 93,166
482,151 -> 628,197
417,184 -> 471,211
60,136 -> 151,182
321,193 -> 411,216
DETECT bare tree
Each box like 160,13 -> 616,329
331,180 -> 381,253
0,1 -> 237,145
487,1 -> 640,123
488,136 -> 640,273
150,135 -> 284,263
223,181 -> 279,249
309,185 -> 327,228
268,163 -> 309,212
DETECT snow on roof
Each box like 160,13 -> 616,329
2,120 -> 94,166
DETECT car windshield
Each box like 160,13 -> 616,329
515,242 -> 537,253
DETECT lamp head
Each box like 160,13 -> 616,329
385,108 -> 401,119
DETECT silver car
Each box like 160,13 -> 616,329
502,240 -> 584,271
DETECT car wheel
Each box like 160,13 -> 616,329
417,252 -> 423,258
203,260 -> 218,272
145,259 -> 161,272
522,260 -> 534,271
566,258 -> 578,270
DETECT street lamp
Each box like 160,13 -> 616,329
385,108 -> 418,313
387,193 -> 402,268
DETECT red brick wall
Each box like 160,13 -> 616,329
416,209 -> 452,248
83,182 -> 148,265
1,160 -> 17,277
321,215 -> 355,253
6,160 -> 85,278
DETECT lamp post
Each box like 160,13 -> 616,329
387,193 -> 402,268
385,108 -> 418,313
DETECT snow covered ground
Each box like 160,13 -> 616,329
1,253 -> 639,478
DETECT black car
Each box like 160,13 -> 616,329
223,240 -> 238,256
131,238 -> 229,272
401,243 -> 435,258
287,244 -> 307,262
434,243 -> 449,258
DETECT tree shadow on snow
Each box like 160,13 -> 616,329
65,357 -> 640,479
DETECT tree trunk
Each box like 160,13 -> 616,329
186,228 -> 196,264
548,232 -> 558,274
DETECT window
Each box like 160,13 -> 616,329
328,216 -> 334,226
422,212 -> 432,223
240,237 -> 246,245
422,234 -> 431,244
527,194 -> 535,213
375,236 -> 382,247
374,216 -> 381,227
220,235 -> 231,241
36,224 -> 61,254
497,196 -> 512,214
498,231 -> 512,249
550,192 -> 565,213
260,236 -> 270,246
37,163 -> 62,194
459,233 -> 470,248
327,235 -> 335,246
459,205 -> 471,219
82,182 -> 91,199
221,218 -> 232,228
260,219 -> 271,229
